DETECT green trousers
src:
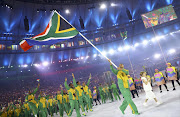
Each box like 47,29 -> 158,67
64,102 -> 70,114
100,93 -> 106,103
113,89 -> 121,100
39,108 -> 48,117
108,91 -> 114,102
48,106 -> 54,116
117,79 -> 138,114
54,105 -> 58,115
84,95 -> 92,110
78,96 -> 85,112
24,109 -> 30,117
68,100 -> 81,117
57,102 -> 64,117
28,102 -> 38,115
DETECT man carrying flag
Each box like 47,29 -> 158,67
19,11 -> 79,51
108,59 -> 139,115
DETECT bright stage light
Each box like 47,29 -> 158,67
155,35 -> 165,40
154,53 -> 161,59
124,45 -> 130,50
81,57 -> 84,60
111,3 -> 116,7
28,70 -> 30,71
34,64 -> 40,67
168,49 -> 176,54
151,37 -> 156,42
134,43 -> 139,47
142,40 -> 148,45
102,51 -> 107,56
42,62 -> 49,66
22,64 -> 28,67
93,54 -> 97,57
100,4 -> 106,9
65,9 -> 70,14
86,56 -> 89,59
109,49 -> 115,55
118,47 -> 123,51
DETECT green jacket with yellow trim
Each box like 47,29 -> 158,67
73,77 -> 84,97
110,65 -> 130,89
64,81 -> 76,100
83,78 -> 91,95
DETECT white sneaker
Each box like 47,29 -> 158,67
143,102 -> 148,106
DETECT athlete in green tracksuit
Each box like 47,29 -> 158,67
22,102 -> 31,117
98,84 -> 105,104
38,92 -> 49,117
25,83 -> 40,117
82,74 -> 93,112
64,77 -> 81,117
108,60 -> 139,115
55,88 -> 64,117
47,95 -> 54,116
72,73 -> 86,116
110,81 -> 121,101
62,89 -> 70,115
105,84 -> 114,102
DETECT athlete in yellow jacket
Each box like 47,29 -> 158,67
108,60 -> 139,115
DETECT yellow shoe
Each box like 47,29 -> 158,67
82,112 -> 86,116
90,109 -> 93,112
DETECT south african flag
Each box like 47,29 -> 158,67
20,11 -> 79,51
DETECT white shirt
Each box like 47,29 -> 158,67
141,77 -> 152,91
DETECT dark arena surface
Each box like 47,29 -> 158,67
0,0 -> 180,117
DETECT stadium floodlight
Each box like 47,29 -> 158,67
22,64 -> 28,67
34,64 -> 40,67
111,3 -> 116,7
151,37 -> 156,42
102,51 -> 107,56
42,61 -> 49,66
124,45 -> 130,50
109,49 -> 115,55
65,9 -> 70,14
168,49 -> 176,54
118,47 -> 123,51
142,40 -> 148,45
134,43 -> 139,47
154,53 -> 161,59
100,4 -> 106,9
155,35 -> 165,40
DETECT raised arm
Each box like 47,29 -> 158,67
110,65 -> 118,75
64,78 -> 70,90
72,73 -> 77,87
108,59 -> 118,75
60,85 -> 64,95
32,83 -> 40,95
87,74 -> 91,86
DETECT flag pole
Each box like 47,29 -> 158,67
54,11 -> 118,68
151,26 -> 167,64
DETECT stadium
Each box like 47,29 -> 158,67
0,0 -> 180,117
